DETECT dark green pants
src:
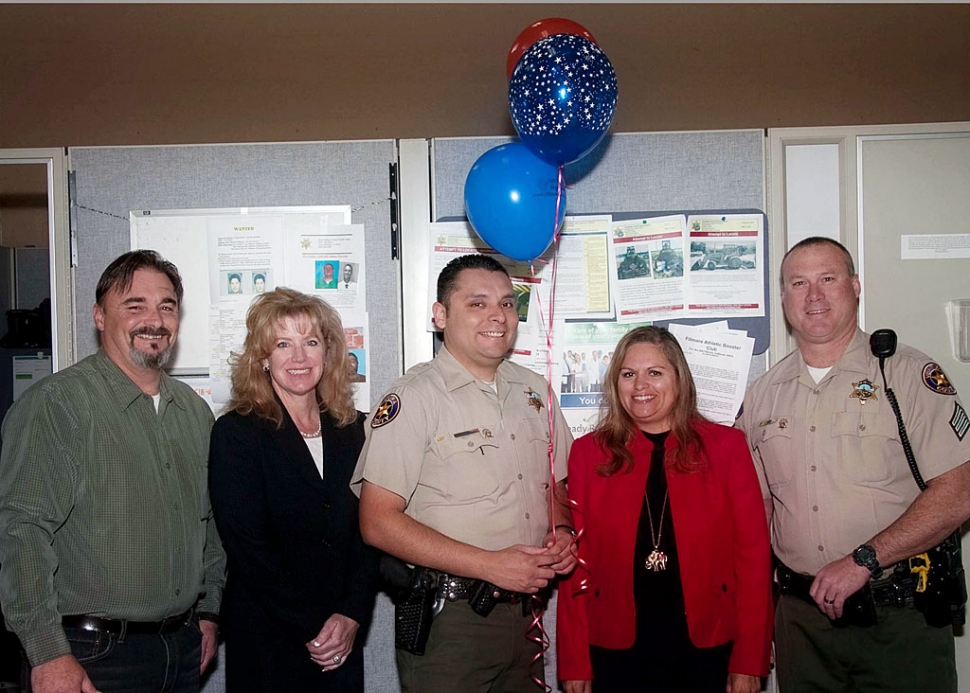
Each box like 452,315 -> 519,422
775,594 -> 956,693
396,600 -> 543,693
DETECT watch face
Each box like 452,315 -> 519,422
854,544 -> 876,567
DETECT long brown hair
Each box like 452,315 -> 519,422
224,288 -> 357,427
594,326 -> 707,475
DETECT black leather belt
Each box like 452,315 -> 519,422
62,609 -> 192,636
777,562 -> 915,608
436,574 -> 524,605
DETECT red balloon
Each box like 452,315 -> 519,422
506,18 -> 597,81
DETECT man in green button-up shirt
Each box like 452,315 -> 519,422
0,250 -> 226,693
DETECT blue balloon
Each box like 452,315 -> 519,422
509,33 -> 618,167
464,143 -> 567,262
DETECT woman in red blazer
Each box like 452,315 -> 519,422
557,326 -> 772,693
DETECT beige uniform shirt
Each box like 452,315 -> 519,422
738,329 -> 970,575
352,346 -> 572,551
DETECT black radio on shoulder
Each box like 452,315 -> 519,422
870,329 -> 967,628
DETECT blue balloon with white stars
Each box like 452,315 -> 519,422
509,33 -> 618,167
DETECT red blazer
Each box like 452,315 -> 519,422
557,421 -> 772,681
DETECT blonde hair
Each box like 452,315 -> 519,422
595,326 -> 706,476
224,288 -> 357,427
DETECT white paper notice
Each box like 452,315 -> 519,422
208,304 -> 249,404
668,322 -> 755,424
612,215 -> 688,323
686,214 -> 765,317
901,234 -> 970,260
283,224 -> 366,312
553,215 -> 615,319
207,216 -> 285,304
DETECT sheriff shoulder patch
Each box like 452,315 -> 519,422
922,363 -> 957,395
951,402 -> 969,441
371,393 -> 401,428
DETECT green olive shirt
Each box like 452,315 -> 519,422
0,350 -> 226,666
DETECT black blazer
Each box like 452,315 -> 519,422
209,406 -> 377,692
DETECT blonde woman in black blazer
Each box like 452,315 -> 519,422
209,289 -> 378,692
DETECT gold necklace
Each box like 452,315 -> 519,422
644,487 -> 669,571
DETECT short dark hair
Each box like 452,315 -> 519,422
229,273 -> 242,282
781,237 -> 855,284
96,250 -> 184,307
436,254 -> 509,307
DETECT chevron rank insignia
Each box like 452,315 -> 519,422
951,403 -> 969,441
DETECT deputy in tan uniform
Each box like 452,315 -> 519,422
738,237 -> 970,692
353,254 -> 576,693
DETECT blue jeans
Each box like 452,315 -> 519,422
23,621 -> 202,693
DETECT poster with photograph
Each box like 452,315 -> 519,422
686,214 -> 765,317
612,215 -> 688,323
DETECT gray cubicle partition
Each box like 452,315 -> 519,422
69,141 -> 401,693
434,130 -> 765,219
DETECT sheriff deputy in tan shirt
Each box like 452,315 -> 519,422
352,254 -> 576,693
738,237 -> 970,693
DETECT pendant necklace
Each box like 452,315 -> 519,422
643,486 -> 669,571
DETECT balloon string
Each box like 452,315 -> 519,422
525,165 -> 565,692
528,596 -> 552,693
532,164 -> 564,548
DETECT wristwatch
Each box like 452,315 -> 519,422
852,544 -> 883,579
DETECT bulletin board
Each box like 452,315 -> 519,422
69,141 -> 399,411
431,131 -> 770,353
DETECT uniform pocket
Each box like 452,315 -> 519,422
831,409 -> 898,483
515,418 -> 551,465
755,418 -> 794,489
427,432 -> 501,499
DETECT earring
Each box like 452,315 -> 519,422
262,364 -> 269,372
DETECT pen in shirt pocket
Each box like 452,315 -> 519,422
454,428 -> 486,455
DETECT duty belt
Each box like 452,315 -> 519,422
777,561 -> 916,608
435,574 -> 525,605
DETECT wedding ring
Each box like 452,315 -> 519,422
333,655 -> 341,664
823,598 -> 835,604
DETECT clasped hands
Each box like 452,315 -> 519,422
486,526 -> 578,594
